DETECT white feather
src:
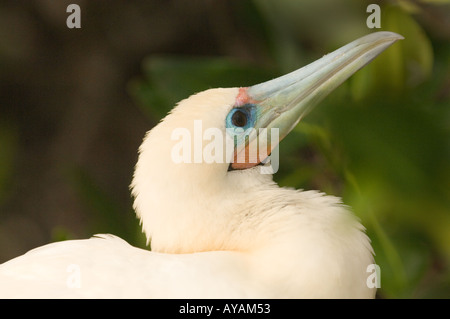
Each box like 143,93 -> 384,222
0,88 -> 375,298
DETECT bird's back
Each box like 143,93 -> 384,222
0,234 -> 264,298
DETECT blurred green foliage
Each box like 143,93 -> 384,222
66,166 -> 147,248
129,57 -> 277,120
128,0 -> 450,298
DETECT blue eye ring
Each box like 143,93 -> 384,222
226,104 -> 256,131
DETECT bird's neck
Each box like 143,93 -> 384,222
134,168 -> 375,297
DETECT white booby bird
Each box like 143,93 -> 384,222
0,32 -> 402,298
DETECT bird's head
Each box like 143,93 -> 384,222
131,32 -> 403,253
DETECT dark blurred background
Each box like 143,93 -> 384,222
0,0 -> 449,298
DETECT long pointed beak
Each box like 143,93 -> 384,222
232,31 -> 403,170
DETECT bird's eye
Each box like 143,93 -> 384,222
226,104 -> 256,132
231,110 -> 248,127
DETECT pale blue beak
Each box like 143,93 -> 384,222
231,31 -> 403,170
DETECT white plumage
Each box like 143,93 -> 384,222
0,32 -> 402,298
